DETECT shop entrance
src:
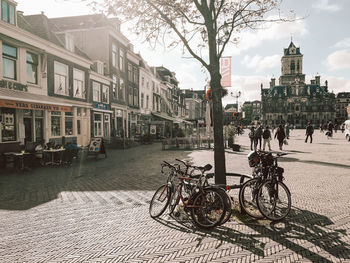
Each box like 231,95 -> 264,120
24,118 -> 32,144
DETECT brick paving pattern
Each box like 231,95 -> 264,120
1,130 -> 350,262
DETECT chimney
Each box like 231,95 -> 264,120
41,11 -> 45,15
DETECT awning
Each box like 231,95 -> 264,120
0,88 -> 72,112
151,112 -> 177,122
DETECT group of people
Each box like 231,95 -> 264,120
249,123 -> 289,151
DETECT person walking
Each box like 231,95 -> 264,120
305,122 -> 314,143
327,121 -> 334,138
285,124 -> 290,139
262,126 -> 272,151
254,124 -> 263,150
248,126 -> 255,151
274,124 -> 286,151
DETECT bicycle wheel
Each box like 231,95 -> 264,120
239,178 -> 265,219
208,187 -> 232,225
149,184 -> 171,218
190,188 -> 226,229
257,180 -> 291,221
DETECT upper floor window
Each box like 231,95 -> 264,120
128,63 -> 133,81
119,78 -> 125,101
141,93 -> 144,108
65,34 -> 75,52
112,74 -> 117,98
102,85 -> 109,104
119,49 -> 125,72
73,69 -> 85,98
1,0 -> 15,25
133,66 -> 138,84
141,77 -> 144,87
2,43 -> 17,80
93,82 -> 101,102
26,52 -> 38,84
54,61 -> 68,96
112,43 -> 118,68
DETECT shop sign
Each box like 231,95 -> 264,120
0,80 -> 28,92
0,99 -> 71,112
94,103 -> 108,110
150,125 -> 157,134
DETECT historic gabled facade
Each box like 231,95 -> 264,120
261,41 -> 336,128
335,92 -> 350,124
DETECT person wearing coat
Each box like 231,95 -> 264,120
274,124 -> 286,150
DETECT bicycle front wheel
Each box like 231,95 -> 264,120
257,180 -> 291,221
190,189 -> 226,229
149,184 -> 171,218
239,178 -> 264,219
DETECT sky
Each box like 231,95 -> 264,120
16,0 -> 350,106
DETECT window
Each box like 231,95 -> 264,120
146,95 -> 149,109
112,43 -> 118,68
2,43 -> 17,80
1,0 -> 15,25
119,78 -> 125,100
102,85 -> 109,104
96,61 -> 104,75
141,77 -> 144,87
77,120 -> 81,135
65,112 -> 73,135
94,113 -> 103,137
65,34 -> 75,52
93,82 -> 101,102
73,69 -> 85,98
134,87 -> 138,106
128,63 -> 133,81
141,93 -> 144,108
112,75 -> 117,98
119,49 -> 125,71
51,111 -> 61,137
26,52 -> 38,84
129,86 -> 133,105
1,108 -> 16,141
133,66 -> 138,84
54,61 -> 68,95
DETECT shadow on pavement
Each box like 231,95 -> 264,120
280,157 -> 350,169
155,207 -> 350,262
0,143 -> 190,210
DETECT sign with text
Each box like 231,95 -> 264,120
220,57 -> 231,87
0,99 -> 71,112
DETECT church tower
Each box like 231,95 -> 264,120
279,41 -> 305,85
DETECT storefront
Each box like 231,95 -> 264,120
91,103 -> 113,143
112,105 -> 127,138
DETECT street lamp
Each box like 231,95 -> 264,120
230,91 -> 241,112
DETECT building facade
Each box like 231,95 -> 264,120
261,41 -> 336,128
335,92 -> 350,124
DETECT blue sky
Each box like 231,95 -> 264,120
16,0 -> 350,105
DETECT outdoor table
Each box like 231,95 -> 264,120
43,148 -> 66,166
3,152 -> 31,171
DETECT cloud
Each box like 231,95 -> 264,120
228,16 -> 308,55
312,0 -> 340,12
321,75 -> 350,94
333,37 -> 350,49
242,54 -> 280,73
325,49 -> 350,71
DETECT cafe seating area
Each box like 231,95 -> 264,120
0,137 -> 81,172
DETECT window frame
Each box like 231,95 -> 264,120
92,81 -> 101,102
102,85 -> 109,104
2,43 -> 17,80
73,68 -> 85,99
26,51 -> 38,84
54,61 -> 69,96
1,0 -> 16,25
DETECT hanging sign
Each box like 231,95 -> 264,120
220,57 -> 231,87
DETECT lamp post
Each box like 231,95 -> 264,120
230,91 -> 241,116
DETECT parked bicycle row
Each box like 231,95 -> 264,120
149,150 -> 291,229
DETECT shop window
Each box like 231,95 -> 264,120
1,0 -> 15,25
73,69 -> 85,98
2,43 -> 17,80
93,82 -> 101,102
26,52 -> 38,84
1,108 -> 16,142
65,112 -> 73,136
94,113 -> 103,137
51,111 -> 61,137
102,85 -> 109,104
54,61 -> 68,96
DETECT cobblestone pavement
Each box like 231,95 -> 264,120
1,130 -> 350,262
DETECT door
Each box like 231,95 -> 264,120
24,118 -> 32,144
35,118 -> 43,142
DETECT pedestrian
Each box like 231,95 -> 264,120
274,124 -> 286,150
254,123 -> 263,150
285,124 -> 290,139
327,121 -> 334,138
305,122 -> 314,143
248,126 -> 255,151
262,126 -> 272,151
341,123 -> 345,133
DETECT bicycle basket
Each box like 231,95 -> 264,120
261,152 -> 274,167
248,151 -> 260,167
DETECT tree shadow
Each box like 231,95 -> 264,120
154,207 -> 350,262
280,157 -> 350,169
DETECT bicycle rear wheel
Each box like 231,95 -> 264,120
149,184 -> 171,218
257,180 -> 291,221
168,184 -> 180,215
239,178 -> 265,219
190,188 -> 226,229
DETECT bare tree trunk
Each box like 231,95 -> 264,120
210,70 -> 226,185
